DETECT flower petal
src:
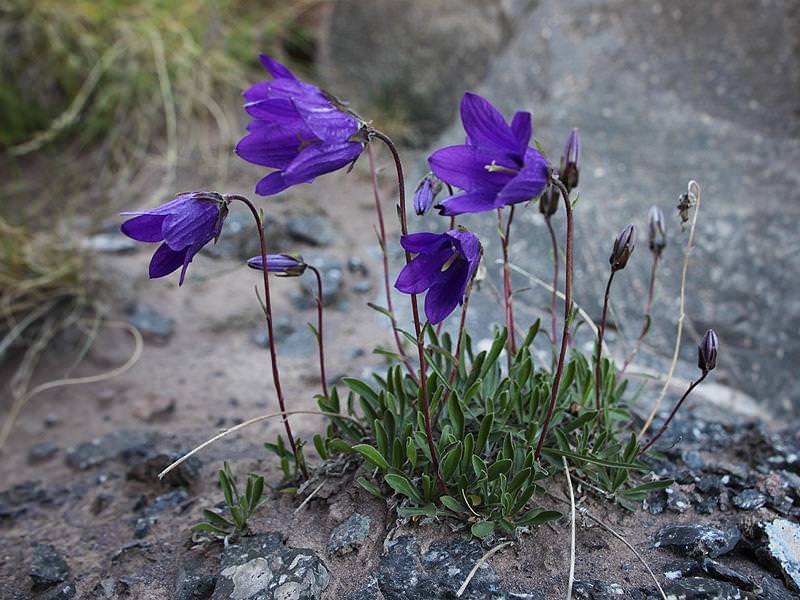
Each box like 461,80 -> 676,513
236,126 -> 305,170
162,199 -> 219,250
120,214 -> 166,243
494,151 -> 549,207
399,232 -> 448,253
244,98 -> 302,122
428,145 -> 510,191
510,111 -> 532,157
424,259 -> 468,324
255,171 -> 291,196
293,99 -> 359,142
258,54 -> 297,80
460,92 -> 519,159
436,189 -> 498,216
283,142 -> 363,183
394,246 -> 452,294
149,242 -> 188,279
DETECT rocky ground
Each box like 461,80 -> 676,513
2,0 -> 799,598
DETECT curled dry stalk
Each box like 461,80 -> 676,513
639,181 -> 701,438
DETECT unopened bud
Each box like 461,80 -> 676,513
413,173 -> 443,216
539,183 -> 559,216
648,206 -> 667,257
247,254 -> 307,277
560,128 -> 580,191
609,224 -> 636,271
698,329 -> 718,373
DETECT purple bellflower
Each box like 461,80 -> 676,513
247,254 -> 307,277
394,229 -> 482,324
120,192 -> 228,285
428,93 -> 549,216
413,173 -> 443,216
235,55 -> 366,196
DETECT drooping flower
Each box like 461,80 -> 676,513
698,329 -> 718,373
539,182 -> 559,217
413,173 -> 443,216
609,224 -> 636,271
428,93 -> 549,216
648,205 -> 667,257
394,229 -> 482,324
235,54 -> 366,196
247,254 -> 307,277
120,192 -> 228,285
560,128 -> 580,191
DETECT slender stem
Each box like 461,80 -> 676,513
621,255 -> 659,374
226,194 -> 308,480
440,277 -> 476,409
545,215 -> 559,344
307,266 -> 328,399
497,206 -> 517,368
535,179 -> 573,460
366,143 -> 417,382
371,130 -> 440,481
594,270 -> 616,421
639,372 -> 708,456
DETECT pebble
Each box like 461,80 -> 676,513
328,513 -> 371,556
30,543 -> 70,590
654,524 -> 741,559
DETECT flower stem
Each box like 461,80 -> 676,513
366,143 -> 418,383
226,194 -> 308,480
497,206 -> 517,369
535,178 -> 573,460
371,130 -> 441,483
621,255 -> 659,374
594,270 -> 616,422
440,274 -> 477,409
638,372 -> 708,456
545,215 -> 559,345
307,265 -> 328,399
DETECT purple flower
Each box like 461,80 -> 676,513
428,93 -> 549,216
120,192 -> 228,285
247,254 -> 307,277
698,329 -> 718,373
560,128 -> 580,191
610,224 -> 636,271
235,55 -> 365,196
413,173 -> 443,215
394,229 -> 482,324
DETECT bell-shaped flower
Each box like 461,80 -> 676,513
120,192 -> 228,285
698,329 -> 719,373
247,254 -> 307,277
428,93 -> 549,216
394,229 -> 482,324
610,224 -> 636,271
413,173 -> 443,216
235,54 -> 366,196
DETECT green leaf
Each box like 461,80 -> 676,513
440,444 -> 463,481
447,395 -> 465,439
476,412 -> 494,453
516,508 -> 562,526
398,504 -> 446,518
328,438 -> 354,454
249,475 -> 265,510
481,329 -> 508,378
313,434 -> 328,460
406,437 -> 417,470
356,476 -> 384,498
621,479 -> 674,497
385,474 -> 423,503
201,509 -> 233,530
487,459 -> 513,480
471,521 -> 495,539
192,522 -> 230,536
541,447 -> 645,470
352,444 -> 390,471
343,377 -> 379,405
219,470 -> 235,508
439,495 -> 465,513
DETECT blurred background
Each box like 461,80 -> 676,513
1,0 -> 799,464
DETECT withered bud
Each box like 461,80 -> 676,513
698,329 -> 718,373
609,224 -> 636,271
559,128 -> 580,191
648,205 -> 667,257
539,183 -> 559,217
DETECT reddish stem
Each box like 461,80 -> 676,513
594,270 -> 616,421
226,194 -> 308,480
545,215 -> 559,345
639,372 -> 708,456
307,265 -> 328,399
534,179 -> 573,460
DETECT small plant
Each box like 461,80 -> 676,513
134,54 -> 719,541
194,462 -> 266,538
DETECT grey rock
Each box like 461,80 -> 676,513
572,580 -> 625,598
654,524 -> 740,559
298,255 -> 344,307
663,577 -> 742,599
286,215 -> 335,247
701,559 -> 754,591
251,317 -> 315,359
759,519 -> 800,591
40,582 -> 77,600
30,543 -> 70,590
351,280 -> 373,295
28,441 -> 59,463
328,513 -> 371,556
733,489 -> 767,511
757,574 -> 796,600
203,211 -> 284,260
83,232 -> 137,254
345,576 -> 381,600
126,449 -> 201,488
176,563 -> 216,600
697,476 -> 725,495
667,488 -> 692,513
66,430 -> 155,470
683,451 -> 706,471
0,481 -> 49,520
127,303 -> 174,344
663,560 -> 703,581
347,257 -> 368,276
211,532 -> 329,600
321,0 -> 533,142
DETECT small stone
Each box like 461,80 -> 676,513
345,576 -> 380,600
132,393 -> 176,422
663,577 -> 742,599
759,519 -> 800,591
757,574 -> 795,600
202,211 -> 283,260
175,563 -> 216,600
91,493 -> 113,515
351,280 -> 373,295
126,450 -> 201,488
30,543 -> 70,590
701,559 -> 754,591
696,476 -> 724,494
66,430 -> 156,470
682,450 -> 706,471
663,560 -> 702,580
299,255 -> 344,307
127,303 -> 175,344
28,441 -> 59,463
733,489 -> 767,511
666,488 -> 691,513
646,490 -> 667,515
39,582 -> 77,600
83,232 -> 137,253
347,256 -> 368,276
654,524 -> 741,559
328,513 -> 371,556
572,580 -> 625,599
286,215 -> 335,246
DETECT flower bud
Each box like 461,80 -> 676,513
247,254 -> 307,277
559,128 -> 580,191
648,206 -> 667,257
609,224 -> 636,271
413,173 -> 443,216
698,329 -> 718,373
539,183 -> 559,217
